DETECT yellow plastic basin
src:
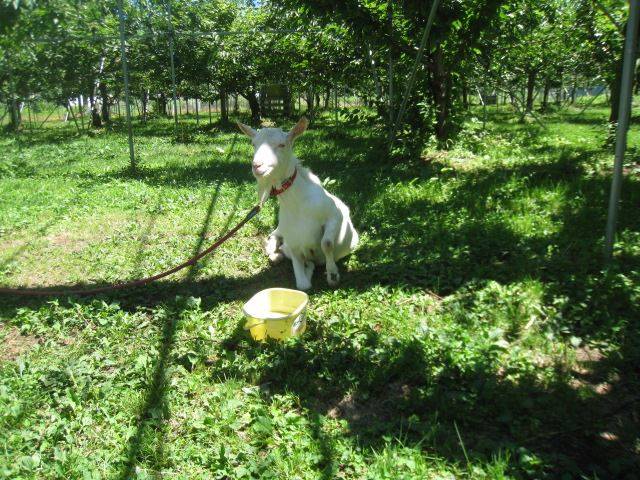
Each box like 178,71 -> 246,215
242,288 -> 308,341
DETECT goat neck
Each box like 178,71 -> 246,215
257,154 -> 299,204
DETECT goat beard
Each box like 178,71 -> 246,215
256,178 -> 272,205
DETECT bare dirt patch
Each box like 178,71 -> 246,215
0,324 -> 39,362
46,232 -> 92,253
325,381 -> 412,426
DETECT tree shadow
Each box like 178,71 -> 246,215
208,303 -> 639,478
118,305 -> 179,479
75,155 -> 251,188
2,115 -> 639,477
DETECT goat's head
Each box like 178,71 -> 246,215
237,117 -> 308,180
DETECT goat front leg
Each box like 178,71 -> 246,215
282,244 -> 312,291
321,217 -> 341,287
264,227 -> 284,263
291,253 -> 313,291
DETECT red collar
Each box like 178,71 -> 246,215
270,168 -> 297,197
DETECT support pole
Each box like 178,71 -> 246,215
392,0 -> 440,139
604,0 -> 639,262
117,0 -> 136,171
387,0 -> 394,142
167,1 -> 179,137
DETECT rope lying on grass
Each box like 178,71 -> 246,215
0,204 -> 261,297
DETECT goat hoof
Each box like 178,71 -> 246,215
327,271 -> 340,287
296,280 -> 312,291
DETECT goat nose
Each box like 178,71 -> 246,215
252,162 -> 262,168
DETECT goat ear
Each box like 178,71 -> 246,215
287,117 -> 309,143
237,121 -> 257,138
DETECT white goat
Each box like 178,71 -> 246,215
237,117 -> 359,290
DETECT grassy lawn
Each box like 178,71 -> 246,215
1,105 -> 639,479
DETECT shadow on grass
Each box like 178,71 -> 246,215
2,115 -> 639,477
118,310 -> 178,480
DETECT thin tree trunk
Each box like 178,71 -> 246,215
305,87 -> 314,116
220,91 -> 229,122
90,94 -> 102,127
233,95 -> 239,114
462,81 -> 469,110
429,46 -> 452,144
323,86 -> 331,109
78,96 -> 85,130
195,97 -> 199,126
141,90 -> 148,124
26,101 -> 33,131
158,93 -> 167,117
245,91 -> 260,124
525,69 -> 537,113
7,99 -> 22,131
185,97 -> 189,115
99,82 -> 110,123
542,80 -> 551,111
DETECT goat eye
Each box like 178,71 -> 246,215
278,143 -> 285,148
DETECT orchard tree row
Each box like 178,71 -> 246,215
1,0 -> 634,146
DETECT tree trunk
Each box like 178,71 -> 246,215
7,99 -> 22,131
305,87 -> 314,116
525,70 -> 536,113
233,95 -> 239,114
555,86 -> 562,105
158,93 -> 167,117
89,94 -> 102,128
429,47 -> 453,144
462,82 -> 469,110
323,86 -> 331,109
141,90 -> 148,124
195,97 -> 199,126
220,92 -> 229,122
609,71 -> 622,124
99,82 -> 110,123
185,97 -> 189,115
245,91 -> 261,124
542,80 -> 551,112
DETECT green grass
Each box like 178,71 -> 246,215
0,105 -> 639,479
